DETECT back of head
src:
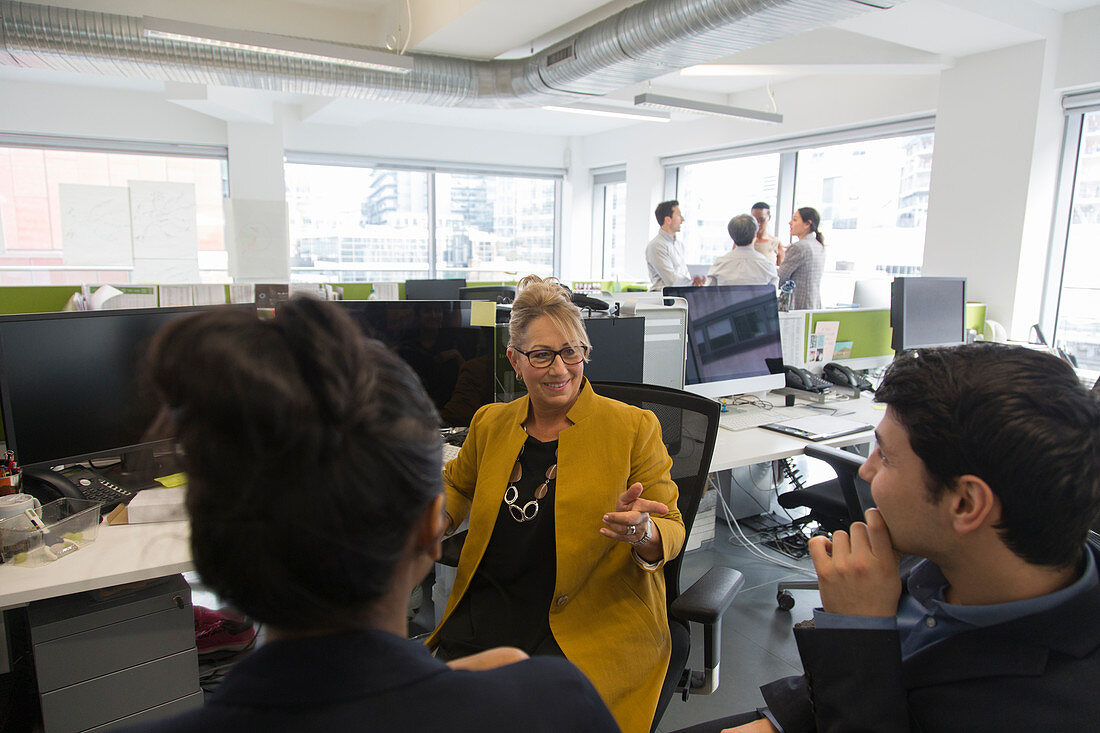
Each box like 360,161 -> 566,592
509,275 -> 589,354
654,199 -> 679,227
727,214 -> 757,247
147,299 -> 442,630
875,343 -> 1100,568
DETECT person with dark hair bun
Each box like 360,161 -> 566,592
778,206 -> 825,309
430,275 -> 683,733
133,298 -> 617,733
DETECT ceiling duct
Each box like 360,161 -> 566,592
0,0 -> 899,109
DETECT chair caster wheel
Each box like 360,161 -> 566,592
777,590 -> 795,611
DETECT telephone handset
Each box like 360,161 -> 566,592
22,466 -> 136,513
822,362 -> 874,391
784,366 -> 831,393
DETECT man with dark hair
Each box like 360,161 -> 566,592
751,201 -> 783,265
678,343 -> 1100,733
646,199 -> 703,291
706,213 -> 778,287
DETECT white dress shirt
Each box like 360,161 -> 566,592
645,229 -> 692,291
707,245 -> 779,287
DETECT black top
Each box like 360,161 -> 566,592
437,434 -> 560,658
127,629 -> 618,733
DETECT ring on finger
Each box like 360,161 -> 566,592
627,524 -> 637,536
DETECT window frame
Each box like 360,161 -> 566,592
285,152 -> 564,281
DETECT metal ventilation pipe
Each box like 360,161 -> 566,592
0,0 -> 898,108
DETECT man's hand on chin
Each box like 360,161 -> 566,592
808,508 -> 903,617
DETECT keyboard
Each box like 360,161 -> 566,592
441,442 -> 462,466
719,405 -> 820,431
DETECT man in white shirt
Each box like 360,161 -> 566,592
707,214 -> 779,287
646,200 -> 703,291
751,202 -> 784,265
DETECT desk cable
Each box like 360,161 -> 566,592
709,473 -> 816,577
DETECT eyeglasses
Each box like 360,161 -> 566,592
513,345 -> 589,368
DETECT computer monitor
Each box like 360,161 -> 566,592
663,285 -> 785,398
890,277 -> 966,352
0,305 -> 253,480
404,278 -> 467,301
852,278 -> 893,309
333,300 -> 494,427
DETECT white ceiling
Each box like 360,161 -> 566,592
4,0 -> 1098,136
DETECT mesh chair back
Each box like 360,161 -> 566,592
590,381 -> 721,600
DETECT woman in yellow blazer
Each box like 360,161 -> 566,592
427,276 -> 684,733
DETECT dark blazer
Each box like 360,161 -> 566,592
130,629 -> 619,732
764,544 -> 1100,732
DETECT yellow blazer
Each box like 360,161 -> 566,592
428,380 -> 684,733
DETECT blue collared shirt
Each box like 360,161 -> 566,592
813,548 -> 1098,660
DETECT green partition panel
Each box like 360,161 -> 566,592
808,308 -> 893,360
333,283 -> 375,300
0,286 -> 82,315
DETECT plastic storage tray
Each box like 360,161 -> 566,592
0,498 -> 102,566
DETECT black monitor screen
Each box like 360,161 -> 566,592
333,300 -> 494,427
0,306 -> 248,470
890,277 -> 966,351
404,278 -> 467,301
664,285 -> 784,397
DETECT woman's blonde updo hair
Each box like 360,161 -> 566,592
508,275 -> 591,360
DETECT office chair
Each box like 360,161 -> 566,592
437,381 -> 744,731
775,444 -> 872,610
458,285 -> 516,304
591,381 -> 744,730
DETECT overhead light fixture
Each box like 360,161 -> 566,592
542,103 -> 670,123
634,93 -> 782,124
142,16 -> 415,74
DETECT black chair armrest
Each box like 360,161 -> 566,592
670,566 -> 745,624
440,530 -> 467,567
803,443 -> 863,473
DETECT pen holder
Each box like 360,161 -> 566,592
0,498 -> 102,567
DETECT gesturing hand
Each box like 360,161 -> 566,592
808,508 -> 902,617
600,482 -> 667,544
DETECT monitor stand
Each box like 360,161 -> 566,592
102,446 -> 183,493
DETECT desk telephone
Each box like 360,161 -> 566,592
783,366 -> 832,393
822,362 -> 874,391
22,466 -> 136,512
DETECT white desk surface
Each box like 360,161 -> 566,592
0,520 -> 192,609
710,394 -> 885,472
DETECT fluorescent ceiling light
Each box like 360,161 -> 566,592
634,93 -> 782,124
542,103 -> 670,123
682,63 -> 949,76
142,16 -> 414,74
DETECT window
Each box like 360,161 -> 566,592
793,133 -> 933,306
593,170 -> 626,280
1052,108 -> 1100,371
286,158 -> 561,283
286,163 -> 430,282
675,153 -> 780,266
436,173 -> 556,281
0,141 -> 228,285
667,122 -> 934,307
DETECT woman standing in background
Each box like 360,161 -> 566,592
778,207 -> 825,310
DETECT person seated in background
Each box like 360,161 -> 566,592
132,298 -> 618,733
707,213 -> 779,288
429,275 -> 683,733
674,343 -> 1100,733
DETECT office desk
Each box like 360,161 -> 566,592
0,520 -> 192,610
709,395 -> 884,472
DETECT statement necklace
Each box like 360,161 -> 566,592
503,433 -> 558,523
